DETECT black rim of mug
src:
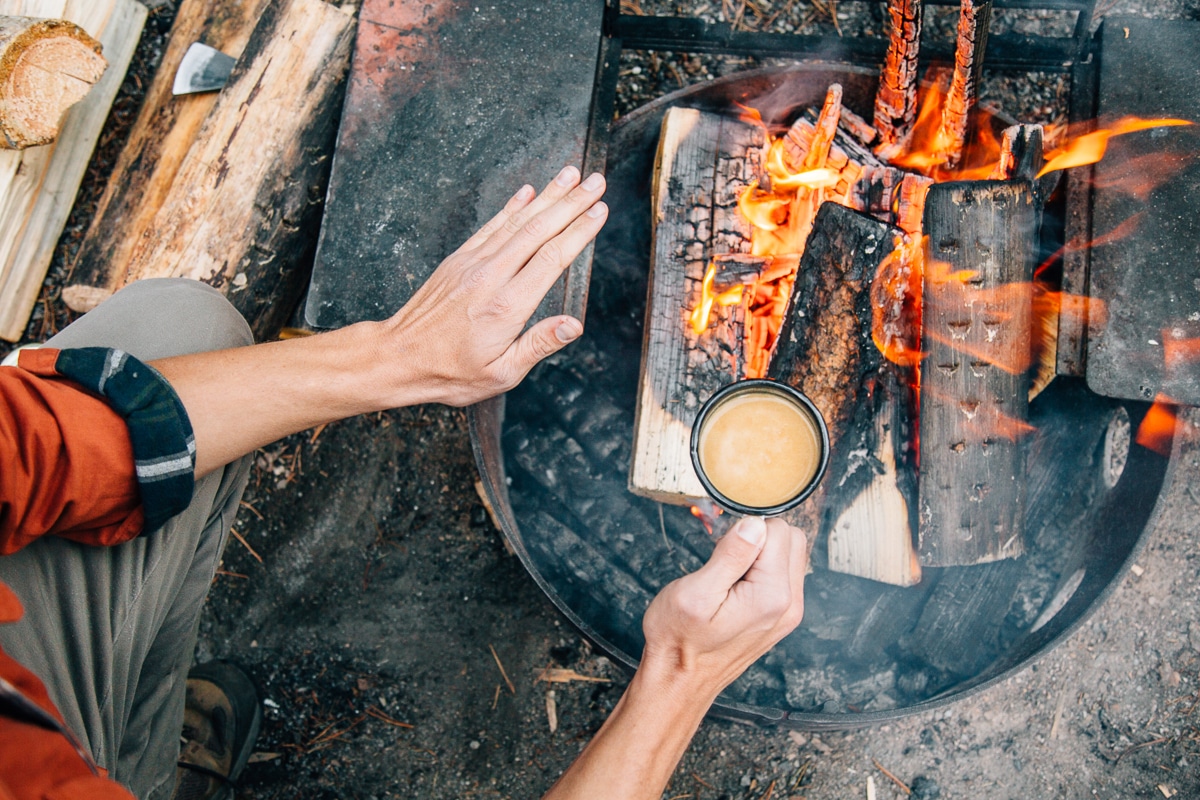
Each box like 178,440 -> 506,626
689,379 -> 831,517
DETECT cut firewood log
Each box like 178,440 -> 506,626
768,202 -> 918,583
631,106 -> 761,504
0,0 -> 145,342
933,0 -> 992,170
67,0 -> 353,339
62,0 -> 273,315
0,15 -> 104,149
989,124 -> 1057,402
918,180 -> 1038,567
873,0 -> 922,155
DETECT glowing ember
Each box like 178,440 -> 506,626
689,501 -> 723,536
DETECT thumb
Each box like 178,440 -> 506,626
499,315 -> 582,387
694,517 -> 768,592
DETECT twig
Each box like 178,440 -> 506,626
790,759 -> 813,792
492,684 -> 502,711
873,759 -> 912,795
490,644 -> 516,695
1116,736 -> 1170,763
214,569 -> 248,580
310,422 -> 328,444
239,500 -> 264,520
365,705 -> 414,729
229,528 -> 263,564
534,667 -> 612,684
691,773 -> 714,790
761,778 -> 777,800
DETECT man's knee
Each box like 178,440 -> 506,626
46,278 -> 254,361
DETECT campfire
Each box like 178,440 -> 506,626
629,0 -> 1193,586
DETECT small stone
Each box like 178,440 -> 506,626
469,740 -> 481,750
910,775 -> 941,799
788,731 -> 808,747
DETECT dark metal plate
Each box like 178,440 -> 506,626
1085,18 -> 1200,404
307,0 -> 604,329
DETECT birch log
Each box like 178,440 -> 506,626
0,0 -> 144,341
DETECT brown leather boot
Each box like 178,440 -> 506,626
172,661 -> 262,800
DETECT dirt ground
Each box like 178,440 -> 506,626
7,0 -> 1200,798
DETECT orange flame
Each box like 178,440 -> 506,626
1036,117 -> 1194,178
885,77 -> 1004,180
689,262 -> 745,335
1136,395 -> 1179,457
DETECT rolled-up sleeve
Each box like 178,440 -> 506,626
0,347 -> 196,553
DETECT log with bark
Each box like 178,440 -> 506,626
65,0 -> 354,339
768,201 -> 921,585
0,0 -> 145,342
917,180 -> 1038,567
61,0 -> 273,315
0,15 -> 104,149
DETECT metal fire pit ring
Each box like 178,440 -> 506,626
470,65 -> 1172,729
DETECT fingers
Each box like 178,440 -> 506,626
694,517 -> 768,593
469,166 -> 585,261
503,200 -> 608,306
456,183 -> 537,254
483,170 -> 607,282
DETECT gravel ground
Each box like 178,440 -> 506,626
6,1 -> 1200,798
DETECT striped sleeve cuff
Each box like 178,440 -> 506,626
53,348 -> 195,533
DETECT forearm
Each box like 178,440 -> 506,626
543,659 -> 717,800
150,321 -> 404,477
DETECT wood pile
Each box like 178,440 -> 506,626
633,0 -> 1051,583
62,0 -> 355,340
0,0 -> 145,341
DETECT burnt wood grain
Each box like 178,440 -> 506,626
918,180 -> 1037,567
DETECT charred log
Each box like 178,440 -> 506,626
917,180 -> 1038,567
873,0 -> 922,153
66,0 -> 353,339
934,0 -> 993,170
64,0 -> 273,313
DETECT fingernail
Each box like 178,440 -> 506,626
736,516 -> 767,545
586,201 -> 608,219
555,166 -> 579,186
555,319 -> 582,343
581,172 -> 604,191
514,184 -> 534,201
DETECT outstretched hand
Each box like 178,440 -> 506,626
377,165 -> 608,408
641,516 -> 808,696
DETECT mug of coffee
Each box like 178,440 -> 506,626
690,379 -> 830,516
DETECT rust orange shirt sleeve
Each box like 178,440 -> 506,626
0,349 -> 143,554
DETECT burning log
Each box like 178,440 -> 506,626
918,180 -> 1037,567
0,16 -> 105,149
0,0 -> 145,341
64,0 -> 353,339
768,202 -> 919,584
64,0 -> 273,315
873,0 -> 923,155
631,106 -> 761,503
933,0 -> 993,170
991,124 -> 1045,183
